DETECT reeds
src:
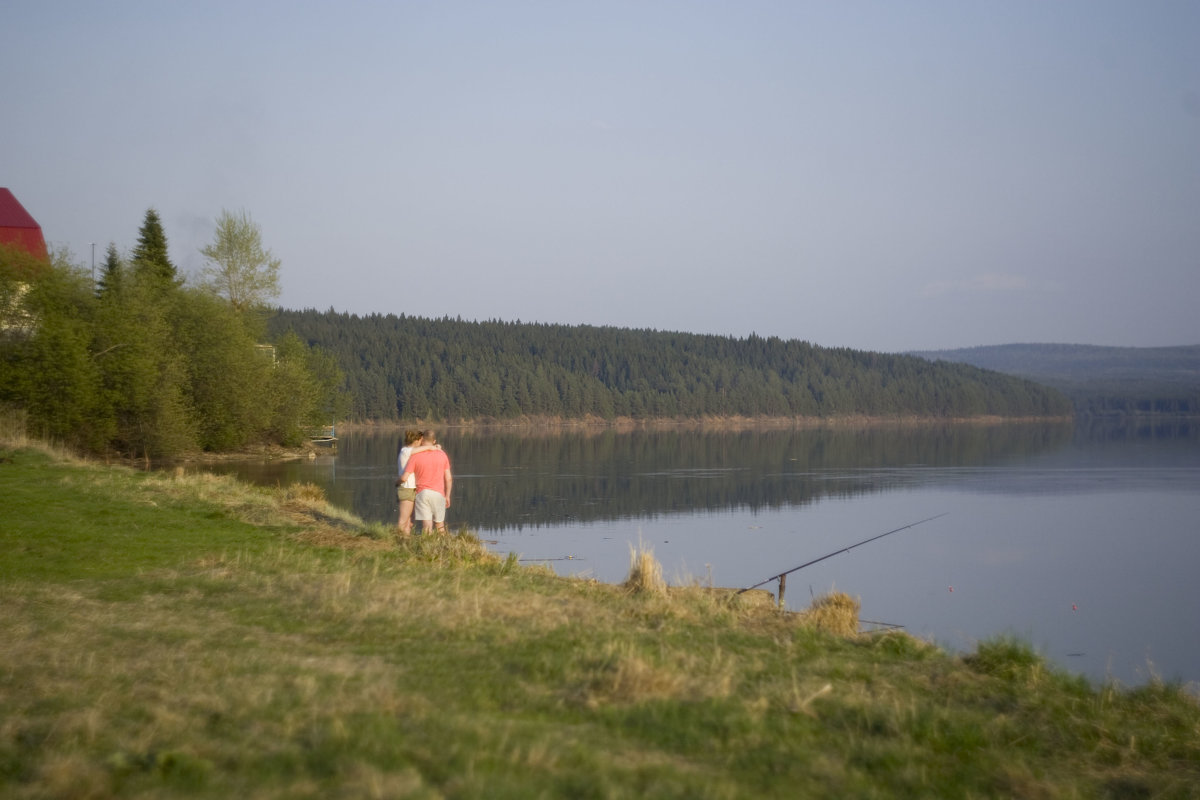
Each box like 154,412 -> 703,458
622,543 -> 666,595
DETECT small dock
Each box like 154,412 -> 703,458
309,424 -> 338,450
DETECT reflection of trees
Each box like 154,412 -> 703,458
328,424 -> 1071,530
1074,418 -> 1198,444
197,425 -> 1077,530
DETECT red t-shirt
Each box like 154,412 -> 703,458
405,449 -> 451,496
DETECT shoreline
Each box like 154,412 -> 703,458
338,413 -> 1075,433
117,414 -> 1079,466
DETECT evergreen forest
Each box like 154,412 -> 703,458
911,343 -> 1200,418
269,309 -> 1073,423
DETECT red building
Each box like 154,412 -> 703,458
0,188 -> 49,260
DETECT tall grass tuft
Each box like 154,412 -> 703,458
1,407 -> 80,463
967,636 -> 1046,684
0,405 -> 28,444
281,481 -> 328,505
801,591 -> 861,637
396,528 -> 500,568
623,543 -> 666,595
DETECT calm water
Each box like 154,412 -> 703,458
191,421 -> 1200,689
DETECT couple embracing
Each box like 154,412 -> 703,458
396,429 -> 453,534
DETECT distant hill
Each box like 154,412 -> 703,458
909,344 -> 1200,417
269,309 -> 1073,423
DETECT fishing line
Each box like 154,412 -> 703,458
738,513 -> 948,595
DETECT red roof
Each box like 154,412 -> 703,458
0,188 -> 49,260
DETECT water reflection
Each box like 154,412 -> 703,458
196,422 -> 1078,530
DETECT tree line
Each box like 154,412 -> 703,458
269,309 -> 1073,423
909,343 -> 1200,419
1,210 -> 346,458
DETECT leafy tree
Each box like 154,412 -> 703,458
0,248 -> 110,450
0,243 -> 49,340
1,212 -> 353,458
171,289 -> 273,450
131,208 -> 178,287
198,209 -> 282,312
93,276 -> 196,457
262,332 -> 348,445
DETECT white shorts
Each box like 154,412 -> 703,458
414,489 -> 446,523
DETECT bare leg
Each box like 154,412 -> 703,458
398,500 -> 415,534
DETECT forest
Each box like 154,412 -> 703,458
911,343 -> 1200,418
2,200 -> 1082,457
0,212 -> 346,458
269,309 -> 1073,423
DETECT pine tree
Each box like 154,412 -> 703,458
131,208 -> 178,287
96,242 -> 124,298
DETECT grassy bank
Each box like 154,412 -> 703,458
2,440 -> 1198,798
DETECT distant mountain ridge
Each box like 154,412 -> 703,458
909,344 -> 1200,416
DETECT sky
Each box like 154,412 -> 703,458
3,1 -> 1198,353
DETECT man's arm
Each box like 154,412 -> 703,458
443,469 -> 453,508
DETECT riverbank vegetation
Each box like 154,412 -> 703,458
0,212 -> 347,459
270,309 -> 1073,423
3,437 -> 1197,798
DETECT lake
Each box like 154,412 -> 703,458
191,420 -> 1200,690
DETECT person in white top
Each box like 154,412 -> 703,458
396,430 -> 439,534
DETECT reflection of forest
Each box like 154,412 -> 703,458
332,423 -> 1077,530
1073,417 -> 1198,443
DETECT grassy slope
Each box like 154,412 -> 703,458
2,443 -> 1198,799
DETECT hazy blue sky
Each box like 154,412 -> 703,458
4,1 -> 1198,352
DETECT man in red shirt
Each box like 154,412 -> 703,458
399,430 -> 453,533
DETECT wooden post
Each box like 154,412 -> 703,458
778,573 -> 787,609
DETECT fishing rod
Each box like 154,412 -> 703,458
738,513 -> 948,603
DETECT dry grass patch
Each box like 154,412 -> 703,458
577,640 -> 737,708
622,543 -> 666,595
798,591 -> 861,637
0,428 -> 83,465
580,642 -> 685,706
667,586 -> 777,616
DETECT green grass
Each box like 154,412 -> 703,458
2,441 -> 1198,798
